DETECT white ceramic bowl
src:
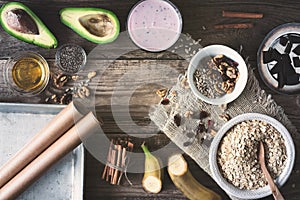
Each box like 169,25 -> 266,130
187,45 -> 248,105
209,113 -> 295,199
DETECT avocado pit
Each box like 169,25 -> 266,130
6,8 -> 39,34
79,14 -> 114,37
59,7 -> 120,44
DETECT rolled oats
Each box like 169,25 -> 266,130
217,120 -> 287,190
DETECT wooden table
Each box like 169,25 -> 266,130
0,0 -> 299,199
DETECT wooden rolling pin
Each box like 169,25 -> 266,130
0,112 -> 101,200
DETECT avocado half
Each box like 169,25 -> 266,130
60,8 -> 120,44
0,2 -> 57,48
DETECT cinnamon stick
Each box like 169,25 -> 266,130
117,147 -> 127,185
102,140 -> 113,180
222,10 -> 263,19
0,101 -> 88,188
112,145 -> 122,184
214,23 -> 254,29
110,148 -> 116,183
127,142 -> 134,153
0,112 -> 101,200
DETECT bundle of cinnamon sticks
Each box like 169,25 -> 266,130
0,101 -> 102,200
102,139 -> 134,185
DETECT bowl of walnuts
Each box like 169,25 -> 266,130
187,45 -> 248,105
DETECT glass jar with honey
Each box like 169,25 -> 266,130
4,52 -> 50,96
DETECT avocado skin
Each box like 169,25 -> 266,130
60,7 -> 120,44
0,2 -> 57,48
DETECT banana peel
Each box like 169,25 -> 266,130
141,143 -> 162,194
168,154 -> 222,200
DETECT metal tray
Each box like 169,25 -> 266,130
0,102 -> 84,200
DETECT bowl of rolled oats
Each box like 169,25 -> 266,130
187,45 -> 248,105
209,113 -> 295,199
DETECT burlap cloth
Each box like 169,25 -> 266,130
148,35 -> 298,200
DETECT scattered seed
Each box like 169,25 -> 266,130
184,110 -> 193,118
60,93 -> 72,104
82,86 -> 90,97
51,94 -> 57,100
210,129 -> 217,136
57,44 -> 86,74
88,71 -> 97,79
54,74 -> 69,88
219,104 -> 228,111
171,90 -> 177,97
219,113 -> 231,122
78,90 -> 85,99
180,77 -> 189,88
72,75 -> 79,81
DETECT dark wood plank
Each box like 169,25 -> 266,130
83,134 -> 300,200
0,56 -> 299,199
0,0 -> 300,60
0,1 -> 300,200
84,152 -> 230,200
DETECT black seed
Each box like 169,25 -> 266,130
58,45 -> 86,74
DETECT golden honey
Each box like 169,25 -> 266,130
12,57 -> 46,91
5,52 -> 49,95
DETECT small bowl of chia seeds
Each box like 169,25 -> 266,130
55,43 -> 87,74
187,45 -> 248,105
209,113 -> 295,199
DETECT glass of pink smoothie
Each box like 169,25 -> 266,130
127,0 -> 182,52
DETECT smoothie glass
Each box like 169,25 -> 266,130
127,0 -> 182,52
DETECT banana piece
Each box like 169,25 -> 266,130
168,154 -> 222,200
141,143 -> 162,193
